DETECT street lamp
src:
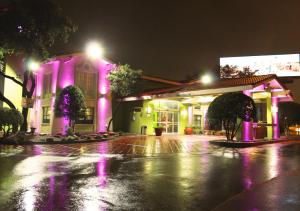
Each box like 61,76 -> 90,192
85,41 -> 103,59
27,59 -> 40,72
201,74 -> 213,85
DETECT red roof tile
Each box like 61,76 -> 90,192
142,74 -> 278,96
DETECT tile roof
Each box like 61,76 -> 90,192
142,74 -> 278,96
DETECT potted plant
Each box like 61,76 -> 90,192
154,126 -> 164,136
184,126 -> 193,135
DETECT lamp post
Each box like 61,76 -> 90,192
201,74 -> 213,85
27,60 -> 40,72
85,41 -> 104,59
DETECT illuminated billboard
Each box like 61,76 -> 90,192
220,54 -> 300,78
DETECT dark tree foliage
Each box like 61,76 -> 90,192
106,64 -> 142,131
0,0 -> 76,131
279,102 -> 300,132
0,0 -> 76,59
54,86 -> 86,132
207,92 -> 256,141
0,107 -> 23,138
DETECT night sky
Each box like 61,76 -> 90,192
54,0 -> 300,80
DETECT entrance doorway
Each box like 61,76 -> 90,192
157,111 -> 179,133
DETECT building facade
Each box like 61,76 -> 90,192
29,53 -> 114,134
116,75 -> 293,141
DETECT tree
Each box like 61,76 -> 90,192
0,107 -> 23,139
54,85 -> 86,133
207,92 -> 256,141
279,102 -> 300,133
106,64 -> 142,132
0,0 -> 76,131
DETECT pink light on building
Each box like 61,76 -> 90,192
242,121 -> 253,141
242,90 -> 253,141
51,60 -> 60,94
97,143 -> 108,188
98,97 -> 109,132
97,61 -> 114,132
35,69 -> 44,97
272,97 -> 279,139
58,58 -> 75,89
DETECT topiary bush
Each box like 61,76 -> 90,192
54,85 -> 86,133
0,107 -> 24,138
207,92 -> 256,141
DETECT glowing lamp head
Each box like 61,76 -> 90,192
201,74 -> 213,85
85,41 -> 103,59
27,60 -> 40,71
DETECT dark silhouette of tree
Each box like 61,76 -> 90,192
0,107 -> 23,138
207,92 -> 256,141
279,102 -> 300,133
0,0 -> 76,131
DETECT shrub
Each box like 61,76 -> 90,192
0,108 -> 23,138
207,92 -> 256,141
54,85 -> 86,133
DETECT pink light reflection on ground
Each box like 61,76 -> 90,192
32,145 -> 42,156
242,153 -> 253,189
46,164 -> 55,211
97,143 -> 108,188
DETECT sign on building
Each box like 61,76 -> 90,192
220,54 -> 300,78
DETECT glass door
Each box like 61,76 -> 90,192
157,111 -> 179,133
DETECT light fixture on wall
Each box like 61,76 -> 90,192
181,109 -> 187,116
146,106 -> 152,115
271,105 -> 278,113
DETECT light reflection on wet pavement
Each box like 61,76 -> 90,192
0,135 -> 300,210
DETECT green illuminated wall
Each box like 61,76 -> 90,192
128,99 -> 188,135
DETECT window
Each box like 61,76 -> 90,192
43,73 -> 52,98
42,107 -> 51,124
76,107 -> 94,124
75,71 -> 97,99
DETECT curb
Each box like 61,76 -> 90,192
0,137 -> 117,146
209,139 -> 292,148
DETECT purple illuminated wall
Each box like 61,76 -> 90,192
31,54 -> 114,134
242,90 -> 253,141
272,97 -> 279,139
97,61 -> 114,132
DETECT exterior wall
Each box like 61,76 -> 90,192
3,64 -> 23,111
30,55 -> 114,134
127,99 -> 188,135
179,103 -> 188,134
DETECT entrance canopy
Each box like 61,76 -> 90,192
122,74 -> 293,139
124,74 -> 293,103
